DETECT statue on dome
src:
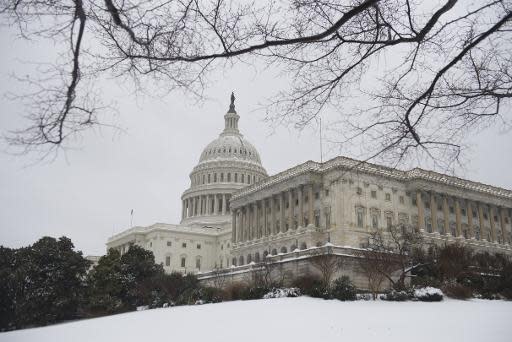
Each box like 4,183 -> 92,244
229,92 -> 236,112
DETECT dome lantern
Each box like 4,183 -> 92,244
223,92 -> 240,135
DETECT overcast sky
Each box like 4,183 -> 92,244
1,23 -> 511,256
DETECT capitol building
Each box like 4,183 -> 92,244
107,94 -> 512,282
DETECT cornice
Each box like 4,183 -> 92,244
231,156 -> 512,203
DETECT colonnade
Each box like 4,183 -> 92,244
415,190 -> 511,244
182,193 -> 230,219
232,183 -> 319,243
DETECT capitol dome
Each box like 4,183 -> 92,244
180,93 -> 268,227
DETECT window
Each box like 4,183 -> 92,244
412,198 -> 417,206
202,175 -> 205,184
228,173 -> 231,182
196,258 -> 201,270
214,173 -> 217,182
356,187 -> 363,195
235,173 -> 238,182
356,207 -> 364,228
461,208 -> 466,216
372,214 -> 379,229
167,241 -> 172,247
385,193 -> 391,201
208,174 -> 211,183
197,243 -> 201,249
181,257 -> 186,268
149,242 -> 152,248
472,210 -> 477,218
399,196 -> 404,204
371,190 -> 377,199
315,192 -> 319,200
165,256 -> 171,266
449,206 -> 454,214
182,242 -> 187,248
221,173 -> 224,182
241,174 -> 245,183
386,215 -> 393,230
325,189 -> 329,197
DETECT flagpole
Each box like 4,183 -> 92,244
130,209 -> 134,228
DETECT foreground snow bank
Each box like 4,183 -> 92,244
1,297 -> 511,342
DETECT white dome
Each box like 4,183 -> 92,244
180,93 -> 268,227
198,134 -> 262,166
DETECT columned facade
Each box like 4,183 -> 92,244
230,157 -> 512,266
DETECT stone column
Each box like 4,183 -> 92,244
252,202 -> 257,240
271,196 -> 276,235
279,192 -> 285,234
298,185 -> 304,227
214,194 -> 219,215
243,206 -> 247,241
430,192 -> 437,233
288,190 -> 294,230
222,194 -> 227,215
489,206 -> 496,242
500,207 -> 507,244
455,199 -> 462,237
417,191 -> 424,231
261,199 -> 268,237
232,210 -> 237,242
443,196 -> 449,235
467,201 -> 474,238
190,197 -> 194,216
308,184 -> 314,226
478,203 -> 485,240
256,201 -> 261,239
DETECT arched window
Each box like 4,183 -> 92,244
290,244 -> 297,251
300,242 -> 307,250
208,174 -> 211,183
280,246 -> 287,254
227,173 -> 231,182
180,255 -> 187,268
255,252 -> 260,262
239,255 -> 244,265
247,254 -> 252,263
263,250 -> 269,258
235,173 -> 238,182
232,257 -> 237,266
241,174 -> 245,183
214,173 -> 217,182
196,256 -> 202,270
220,173 -> 224,182
271,248 -> 277,255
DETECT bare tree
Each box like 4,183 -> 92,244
357,249 -> 394,299
1,0 -> 510,166
310,247 -> 342,288
359,224 -> 424,290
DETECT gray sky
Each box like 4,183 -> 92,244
1,23 -> 511,256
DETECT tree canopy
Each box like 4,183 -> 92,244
1,0 -> 510,168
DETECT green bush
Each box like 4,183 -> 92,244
331,276 -> 356,301
240,286 -> 270,300
291,274 -> 326,298
380,289 -> 411,301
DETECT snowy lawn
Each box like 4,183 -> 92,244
1,297 -> 511,342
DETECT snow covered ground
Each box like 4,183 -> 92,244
1,297 -> 511,342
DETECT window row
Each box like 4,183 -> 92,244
192,171 -> 262,185
164,255 -> 203,270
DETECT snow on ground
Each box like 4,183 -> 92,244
1,297 -> 511,342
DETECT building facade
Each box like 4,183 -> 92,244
228,157 -> 512,268
107,94 -> 512,279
